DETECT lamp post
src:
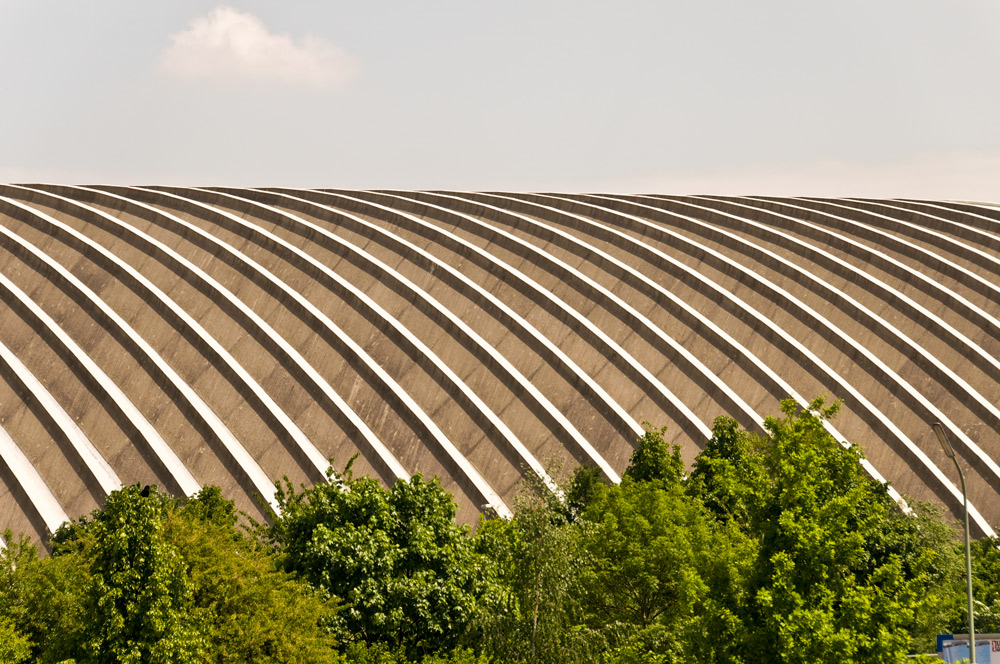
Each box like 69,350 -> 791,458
933,422 -> 975,663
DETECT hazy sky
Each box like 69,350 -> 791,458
3,1 -> 999,198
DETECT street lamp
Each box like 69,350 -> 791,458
933,422 -> 976,663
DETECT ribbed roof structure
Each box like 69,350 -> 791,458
1,185 -> 999,545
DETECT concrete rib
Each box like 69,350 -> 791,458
259,187 -> 632,483
836,198 -> 1000,254
685,197 -> 1000,363
455,193 -> 835,415
96,185 -> 409,486
0,337 -> 121,496
46,185 -> 331,489
304,189 -> 708,450
1,189 -> 275,510
786,196 -> 1000,339
311,190 -> 644,450
0,220 -> 199,498
200,189 -> 591,493
617,194 -> 992,529
835,198 -> 1000,253
465,192 -> 905,506
738,197 -> 1000,334
682,196 -> 1000,437
634,197 -> 969,383
894,200 -> 1000,235
138,187 -> 511,516
2,186 -> 998,537
0,197 -> 201,495
520,193 -> 989,533
634,196 -> 1000,490
437,191 -> 773,425
674,196 -> 1000,497
696,197 -> 1000,378
876,199 -> 1000,257
0,423 -> 69,536
162,187 -> 565,498
776,196 -> 1000,299
387,189 -> 746,440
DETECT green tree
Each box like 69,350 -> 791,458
565,464 -> 606,523
687,416 -> 768,530
1,485 -> 337,663
972,537 -> 1000,632
577,476 -> 751,663
0,614 -> 31,663
165,487 -> 337,663
269,461 -> 499,658
864,500 -> 962,651
691,397 -> 956,663
473,491 -> 600,664
0,530 -> 92,663
622,424 -> 684,485
946,536 -> 1000,634
340,642 -> 491,664
80,484 -> 205,662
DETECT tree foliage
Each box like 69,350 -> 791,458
81,484 -> 204,662
472,488 -> 599,664
621,424 -> 684,485
690,397 -> 962,662
164,486 -> 337,663
974,537 -> 1000,631
0,485 -> 334,664
947,535 -> 1000,634
479,397 -> 967,663
578,477 -> 751,663
267,459 -> 500,658
0,398 -> 987,663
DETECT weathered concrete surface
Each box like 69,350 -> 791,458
0,187 -> 997,545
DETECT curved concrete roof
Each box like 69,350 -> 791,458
1,186 -> 998,544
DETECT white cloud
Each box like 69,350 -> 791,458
158,6 -> 360,90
